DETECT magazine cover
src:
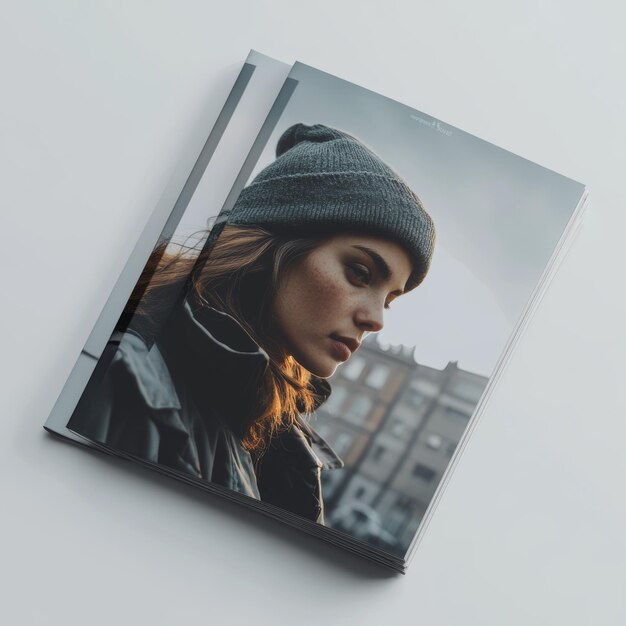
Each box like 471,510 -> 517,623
48,55 -> 586,570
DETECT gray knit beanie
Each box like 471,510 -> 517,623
227,123 -> 435,290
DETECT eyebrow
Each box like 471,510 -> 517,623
350,245 -> 405,295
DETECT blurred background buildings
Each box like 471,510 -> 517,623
314,338 -> 488,554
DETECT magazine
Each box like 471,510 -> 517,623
45,50 -> 587,573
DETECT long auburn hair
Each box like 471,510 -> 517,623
126,224 -> 325,455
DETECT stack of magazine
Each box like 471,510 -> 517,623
45,51 -> 587,574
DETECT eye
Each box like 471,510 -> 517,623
346,263 -> 371,286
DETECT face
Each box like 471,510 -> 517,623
271,234 -> 413,378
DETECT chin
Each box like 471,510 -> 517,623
311,364 -> 338,379
295,354 -> 338,379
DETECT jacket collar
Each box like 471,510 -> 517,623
132,297 -> 343,470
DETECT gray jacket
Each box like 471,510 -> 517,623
67,298 -> 343,523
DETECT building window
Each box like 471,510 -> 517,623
404,388 -> 425,409
445,407 -> 471,422
425,433 -> 443,450
389,419 -> 407,438
333,432 -> 354,456
449,378 -> 485,403
364,363 -> 391,389
340,354 -> 366,381
412,463 -> 436,482
344,395 -> 372,423
323,385 -> 348,414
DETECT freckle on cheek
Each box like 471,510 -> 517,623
310,271 -> 337,297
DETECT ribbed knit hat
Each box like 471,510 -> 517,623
228,123 -> 435,290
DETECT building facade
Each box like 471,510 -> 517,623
313,336 -> 489,554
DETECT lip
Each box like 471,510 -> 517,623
329,334 -> 361,362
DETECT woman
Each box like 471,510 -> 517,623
68,123 -> 435,524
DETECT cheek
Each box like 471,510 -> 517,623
303,263 -> 349,314
278,262 -> 347,332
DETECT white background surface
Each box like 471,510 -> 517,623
1,2 -> 624,624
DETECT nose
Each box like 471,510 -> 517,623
354,301 -> 384,333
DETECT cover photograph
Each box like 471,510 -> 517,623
46,53 -> 586,573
